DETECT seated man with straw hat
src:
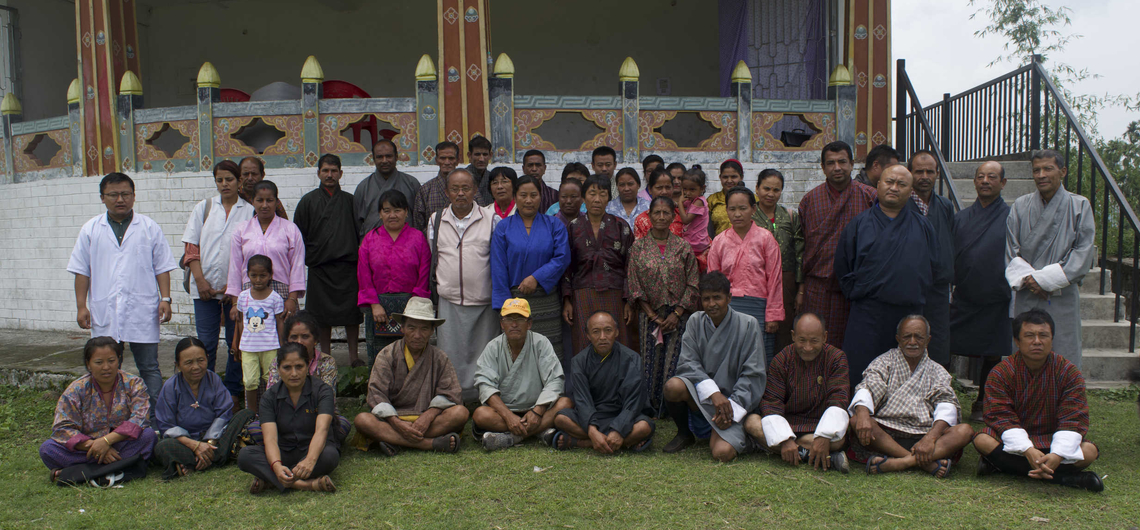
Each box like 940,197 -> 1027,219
352,296 -> 469,455
472,298 -> 572,451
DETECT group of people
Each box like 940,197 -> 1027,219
46,136 -> 1102,493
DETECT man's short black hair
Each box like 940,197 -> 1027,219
820,141 -> 853,164
317,153 -> 342,170
698,271 -> 732,296
1013,309 -> 1055,337
468,136 -> 492,152
435,141 -> 460,157
1031,149 -> 1066,169
99,172 -> 135,194
865,143 -> 900,169
641,154 -> 664,171
592,146 -> 617,162
906,149 -> 938,172
523,149 -> 546,163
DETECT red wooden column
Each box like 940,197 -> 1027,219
75,0 -> 141,176
438,0 -> 491,163
847,0 -> 890,160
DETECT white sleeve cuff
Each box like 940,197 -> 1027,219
429,395 -> 457,410
814,406 -> 851,442
696,379 -> 720,403
1005,257 -> 1035,290
932,402 -> 959,427
1034,263 -> 1071,293
1000,428 -> 1034,454
760,415 -> 796,448
371,402 -> 397,418
729,399 -> 747,424
848,388 -> 875,416
1050,430 -> 1084,464
162,426 -> 190,439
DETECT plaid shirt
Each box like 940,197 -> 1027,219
798,180 -> 876,284
760,344 -> 850,433
982,352 -> 1089,450
854,348 -> 959,435
411,174 -> 450,232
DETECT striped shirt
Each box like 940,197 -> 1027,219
850,348 -> 959,435
760,344 -> 850,433
982,352 -> 1089,451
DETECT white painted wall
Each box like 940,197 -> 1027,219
0,159 -> 832,335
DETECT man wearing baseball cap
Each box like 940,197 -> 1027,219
472,299 -> 572,451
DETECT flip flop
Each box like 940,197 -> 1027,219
929,458 -> 952,479
550,430 -> 577,451
431,432 -> 461,453
377,441 -> 400,457
48,469 -> 60,484
313,475 -> 337,493
631,435 -> 654,453
865,454 -> 889,475
249,478 -> 267,494
175,463 -> 191,477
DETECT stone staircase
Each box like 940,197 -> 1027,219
940,160 -> 1140,387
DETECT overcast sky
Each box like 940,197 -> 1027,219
892,0 -> 1140,141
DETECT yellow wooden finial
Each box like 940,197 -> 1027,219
197,62 -> 221,88
415,54 -> 437,81
731,60 -> 752,83
1,92 -> 21,115
618,57 -> 640,82
493,53 -> 515,79
119,71 -> 143,96
67,78 -> 81,104
828,64 -> 853,86
301,55 -> 324,83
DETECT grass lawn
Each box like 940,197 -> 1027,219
1,384 -> 1138,530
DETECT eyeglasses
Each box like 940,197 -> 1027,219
102,192 -> 134,200
501,315 -> 528,324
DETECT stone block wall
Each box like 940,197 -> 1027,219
0,155 -> 837,336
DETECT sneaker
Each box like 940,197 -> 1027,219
829,451 -> 850,474
1057,471 -> 1105,492
481,432 -> 517,451
540,428 -> 557,446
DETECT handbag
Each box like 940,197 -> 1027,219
780,128 -> 813,148
55,454 -> 148,487
181,198 -> 213,294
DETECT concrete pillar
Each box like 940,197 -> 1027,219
619,57 -> 639,164
196,62 -> 220,172
0,93 -> 19,183
415,54 -> 440,165
300,55 -> 324,168
116,71 -> 142,172
828,65 -> 857,152
67,79 -> 83,177
729,60 -> 752,164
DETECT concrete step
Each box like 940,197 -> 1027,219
1082,319 -> 1134,350
1080,348 -> 1140,382
1085,380 -> 1138,390
1081,293 -> 1127,321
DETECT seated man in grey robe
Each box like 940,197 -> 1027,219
551,311 -> 655,453
352,297 -> 470,455
848,315 -> 974,478
663,271 -> 767,463
472,298 -> 572,451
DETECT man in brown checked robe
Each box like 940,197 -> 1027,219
353,297 -> 469,454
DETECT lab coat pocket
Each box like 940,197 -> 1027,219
88,294 -> 112,331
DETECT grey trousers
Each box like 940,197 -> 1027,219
237,444 -> 340,492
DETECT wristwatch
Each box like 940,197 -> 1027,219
161,297 -> 172,303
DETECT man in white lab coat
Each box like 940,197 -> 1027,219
68,173 -> 178,411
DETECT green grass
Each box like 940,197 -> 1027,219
1,385 -> 1139,529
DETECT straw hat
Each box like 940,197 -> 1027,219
392,296 -> 445,325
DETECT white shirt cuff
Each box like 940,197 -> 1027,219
371,402 -> 397,418
1000,428 -> 1033,454
932,402 -> 959,427
848,388 -> 875,416
1005,257 -> 1035,290
695,379 -> 720,403
813,406 -> 851,442
760,415 -> 795,448
1050,430 -> 1084,464
730,399 -> 747,424
1034,263 -> 1071,292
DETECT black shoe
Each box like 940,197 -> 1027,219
1057,471 -> 1105,492
663,433 -> 696,454
976,457 -> 999,477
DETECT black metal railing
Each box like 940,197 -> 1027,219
896,55 -> 1140,352
894,60 -> 963,212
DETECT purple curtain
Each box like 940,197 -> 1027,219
719,0 -> 749,97
802,0 -> 826,100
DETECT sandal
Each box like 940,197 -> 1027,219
377,441 -> 400,457
313,475 -> 337,493
865,454 -> 889,475
929,458 -> 952,479
631,435 -> 654,453
550,430 -> 577,451
175,463 -> 191,477
48,469 -> 60,484
431,432 -> 461,453
249,478 -> 267,494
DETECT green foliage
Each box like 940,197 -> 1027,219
336,365 -> 371,398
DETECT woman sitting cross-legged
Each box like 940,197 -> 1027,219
153,337 -> 255,480
237,343 -> 342,493
40,337 -> 156,484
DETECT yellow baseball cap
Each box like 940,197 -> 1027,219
500,298 -> 531,318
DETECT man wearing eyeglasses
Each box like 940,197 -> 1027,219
67,173 -> 178,415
